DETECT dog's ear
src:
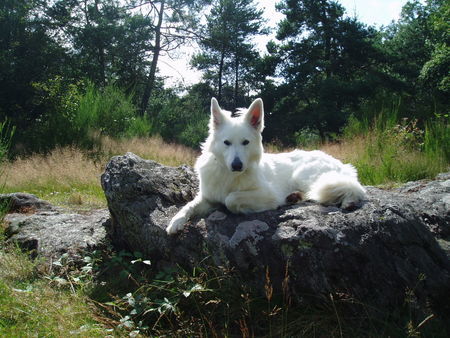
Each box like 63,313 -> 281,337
246,98 -> 264,132
210,97 -> 224,129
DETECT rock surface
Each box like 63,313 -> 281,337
3,193 -> 109,263
0,192 -> 53,212
101,153 -> 450,314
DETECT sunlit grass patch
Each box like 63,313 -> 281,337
2,136 -> 197,209
0,244 -> 112,337
100,135 -> 197,167
338,114 -> 449,186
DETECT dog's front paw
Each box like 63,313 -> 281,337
166,215 -> 187,235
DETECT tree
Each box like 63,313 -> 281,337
191,0 -> 265,109
380,0 -> 449,118
419,0 -> 449,96
270,0 -> 382,142
0,0 -> 69,141
134,0 -> 208,116
45,0 -> 154,88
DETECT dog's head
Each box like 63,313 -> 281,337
204,97 -> 264,174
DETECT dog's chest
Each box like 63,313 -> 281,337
198,160 -> 254,204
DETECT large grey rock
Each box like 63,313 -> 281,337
4,193 -> 109,263
101,153 -> 450,314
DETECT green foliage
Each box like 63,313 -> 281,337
152,85 -> 212,148
15,78 -> 151,152
192,0 -> 266,107
294,128 -> 321,148
155,101 -> 209,149
424,115 -> 450,163
29,77 -> 81,151
420,43 -> 450,93
343,111 -> 449,185
125,116 -> 154,138
90,252 -> 449,337
75,82 -> 145,141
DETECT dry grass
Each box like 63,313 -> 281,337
101,135 -> 198,167
4,147 -> 102,190
1,135 -> 366,209
265,137 -> 365,164
4,133 -> 443,208
3,147 -> 105,209
318,136 -> 366,163
2,136 -> 198,208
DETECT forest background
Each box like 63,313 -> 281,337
1,0 -> 448,153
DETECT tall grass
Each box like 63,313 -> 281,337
0,120 -> 15,216
342,111 -> 449,186
2,136 -> 197,208
2,146 -> 106,209
99,135 -> 197,167
424,118 -> 450,163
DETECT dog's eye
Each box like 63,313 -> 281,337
224,140 -> 231,146
242,140 -> 250,146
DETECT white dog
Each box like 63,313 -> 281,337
166,98 -> 366,234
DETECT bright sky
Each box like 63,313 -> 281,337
158,0 -> 412,87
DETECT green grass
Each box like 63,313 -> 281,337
342,113 -> 449,185
2,183 -> 107,210
0,244 -> 115,336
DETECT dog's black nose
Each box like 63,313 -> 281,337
231,157 -> 243,171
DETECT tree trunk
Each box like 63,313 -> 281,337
320,1 -> 332,79
218,47 -> 225,102
94,0 -> 106,85
234,55 -> 239,108
140,0 -> 165,116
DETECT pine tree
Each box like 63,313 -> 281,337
191,0 -> 265,108
272,0 -> 381,141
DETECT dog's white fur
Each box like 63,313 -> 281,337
166,98 -> 366,234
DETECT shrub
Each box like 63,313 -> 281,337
152,95 -> 209,149
29,77 -> 81,152
75,82 -> 144,143
125,116 -> 154,138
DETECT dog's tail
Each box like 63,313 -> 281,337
306,171 -> 366,210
